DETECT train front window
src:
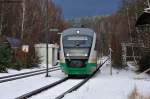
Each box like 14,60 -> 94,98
62,35 -> 92,48
62,35 -> 93,57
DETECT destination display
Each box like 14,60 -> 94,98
67,36 -> 88,40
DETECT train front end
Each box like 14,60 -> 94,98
59,28 -> 97,76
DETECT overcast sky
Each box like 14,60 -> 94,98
53,0 -> 121,20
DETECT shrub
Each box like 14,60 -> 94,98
25,46 -> 41,68
12,58 -> 25,70
111,33 -> 124,69
111,51 -> 123,69
138,52 -> 150,74
0,44 -> 11,72
111,43 -> 124,69
128,87 -> 150,99
11,47 -> 40,70
0,44 -> 40,72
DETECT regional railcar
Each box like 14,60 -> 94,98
59,28 -> 97,76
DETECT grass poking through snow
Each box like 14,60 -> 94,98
128,87 -> 150,99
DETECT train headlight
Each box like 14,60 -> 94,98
66,53 -> 70,56
84,54 -> 88,56
76,30 -> 80,34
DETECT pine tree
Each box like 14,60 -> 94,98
0,44 -> 11,72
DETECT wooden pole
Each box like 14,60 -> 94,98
109,47 -> 112,75
45,0 -> 50,77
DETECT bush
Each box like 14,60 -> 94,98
0,44 -> 40,72
138,52 -> 150,74
25,47 -> 41,68
128,87 -> 150,99
11,47 -> 40,70
0,44 -> 11,72
12,58 -> 26,70
111,33 -> 124,69
111,43 -> 124,69
111,52 -> 123,69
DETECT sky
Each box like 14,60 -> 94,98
52,0 -> 121,20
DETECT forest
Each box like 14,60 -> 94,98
0,0 -> 67,72
0,0 -> 150,73
68,0 -> 150,72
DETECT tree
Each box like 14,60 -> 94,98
0,0 -> 67,72
0,44 -> 11,72
110,33 -> 123,69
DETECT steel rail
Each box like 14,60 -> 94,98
15,58 -> 109,99
0,66 -> 58,80
0,68 -> 60,83
15,77 -> 69,99
55,58 -> 109,99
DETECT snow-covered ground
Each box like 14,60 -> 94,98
0,70 -> 66,99
63,59 -> 150,99
0,57 -> 149,99
0,68 -> 43,77
30,79 -> 82,99
0,64 -> 52,77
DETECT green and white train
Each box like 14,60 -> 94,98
59,28 -> 97,76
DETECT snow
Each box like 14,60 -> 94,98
62,59 -> 150,99
0,64 -> 51,77
63,78 -> 150,99
30,79 -> 82,99
0,68 -> 43,77
0,70 -> 66,99
0,57 -> 150,99
144,8 -> 150,13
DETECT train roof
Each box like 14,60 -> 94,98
61,28 -> 95,37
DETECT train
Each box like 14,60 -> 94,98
59,28 -> 97,76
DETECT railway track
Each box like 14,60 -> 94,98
55,58 -> 109,99
15,58 -> 109,99
0,66 -> 60,83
